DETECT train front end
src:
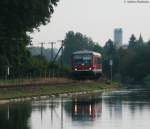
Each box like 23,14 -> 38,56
72,50 -> 102,79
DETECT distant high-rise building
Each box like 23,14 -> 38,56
114,28 -> 123,48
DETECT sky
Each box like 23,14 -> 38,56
31,0 -> 150,47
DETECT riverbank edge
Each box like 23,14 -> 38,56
0,82 -> 121,104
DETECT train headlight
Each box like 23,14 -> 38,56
75,68 -> 77,71
89,68 -> 92,70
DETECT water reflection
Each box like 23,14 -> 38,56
0,102 -> 31,129
103,94 -> 123,119
0,90 -> 150,129
103,90 -> 150,116
65,94 -> 102,121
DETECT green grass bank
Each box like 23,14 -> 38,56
0,80 -> 121,100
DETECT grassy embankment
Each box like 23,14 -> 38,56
0,78 -> 121,100
0,78 -> 74,86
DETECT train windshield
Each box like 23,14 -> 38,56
73,54 -> 92,66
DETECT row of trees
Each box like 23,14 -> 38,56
103,34 -> 150,84
62,31 -> 150,84
0,20 -> 149,84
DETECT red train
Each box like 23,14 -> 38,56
72,50 -> 102,79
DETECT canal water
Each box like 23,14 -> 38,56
0,89 -> 150,129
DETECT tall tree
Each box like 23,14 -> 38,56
62,31 -> 102,66
103,39 -> 116,59
136,34 -> 144,47
0,0 -> 59,77
128,34 -> 137,49
103,39 -> 117,78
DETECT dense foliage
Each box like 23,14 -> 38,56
62,31 -> 150,84
0,0 -> 59,78
62,31 -> 102,66
102,34 -> 150,84
0,103 -> 31,129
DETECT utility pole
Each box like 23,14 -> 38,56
109,59 -> 113,84
53,40 -> 64,65
60,40 -> 64,68
40,42 -> 44,57
49,42 -> 56,61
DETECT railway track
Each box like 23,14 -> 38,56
0,80 -> 90,89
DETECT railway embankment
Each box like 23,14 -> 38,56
0,78 -> 121,101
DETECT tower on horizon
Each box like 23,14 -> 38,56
114,28 -> 123,48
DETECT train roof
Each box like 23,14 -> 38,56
73,50 -> 101,56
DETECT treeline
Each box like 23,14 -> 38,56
62,31 -> 150,85
62,31 -> 102,66
29,47 -> 58,61
1,24 -> 150,85
103,34 -> 150,85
